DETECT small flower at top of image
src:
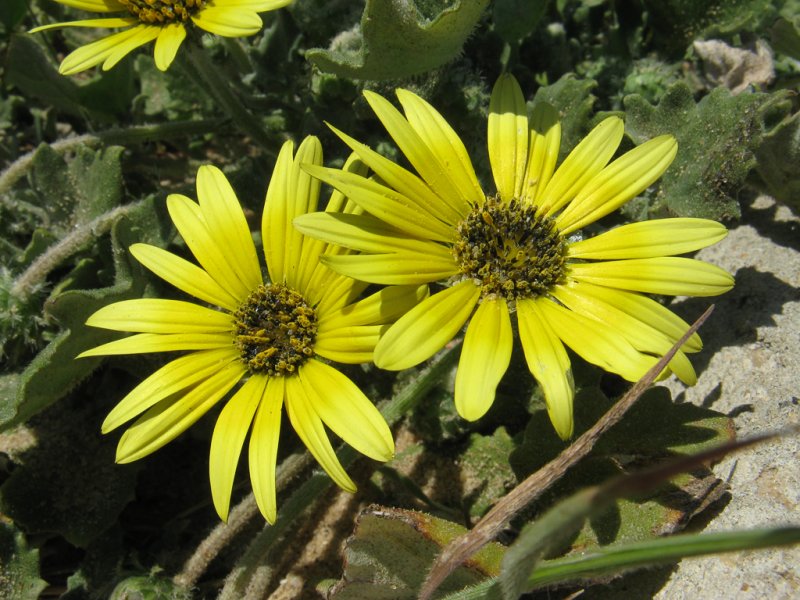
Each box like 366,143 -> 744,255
30,0 -> 292,75
78,137 -> 426,523
293,73 -> 735,441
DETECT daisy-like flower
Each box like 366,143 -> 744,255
294,74 -> 734,440
79,137 -> 426,523
30,0 -> 291,75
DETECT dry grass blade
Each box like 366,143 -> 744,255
418,304 -> 716,600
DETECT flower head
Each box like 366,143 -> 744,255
294,74 -> 734,440
80,137 -> 425,523
30,0 -> 291,75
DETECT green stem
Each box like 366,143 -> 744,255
0,119 -> 223,197
10,200 -> 147,300
216,344 -> 462,600
182,42 -> 280,156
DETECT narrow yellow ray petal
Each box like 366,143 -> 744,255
454,298 -> 513,421
314,325 -> 384,364
517,299 -> 574,440
569,257 -> 734,297
299,360 -> 394,462
287,137 -> 323,291
263,140 -> 295,285
86,298 -> 233,333
537,299 -> 657,382
130,243 -> 239,311
167,194 -> 252,300
306,271 -> 367,317
101,25 -> 160,71
488,74 -> 528,202
320,251 -> 459,286
57,25 -> 143,75
78,332 -> 233,357
51,0 -> 125,12
569,218 -> 728,260
102,348 -> 238,432
210,375 -> 266,521
557,135 -> 678,234
30,17 -> 136,33
397,89 -> 484,207
303,164 -> 455,242
284,376 -> 356,492
375,280 -> 480,370
249,376 -> 284,523
191,8 -> 262,37
325,123 -> 464,225
553,284 -> 695,384
153,22 -> 186,71
537,117 -> 625,217
567,281 -> 703,352
318,284 -> 428,330
196,165 -> 262,292
523,102 -> 561,205
116,362 -> 245,463
364,90 -> 473,217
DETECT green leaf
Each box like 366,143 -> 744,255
771,16 -> 800,60
0,0 -> 27,32
752,109 -> 800,213
306,0 -> 490,80
492,0 -> 549,43
460,428 -> 518,519
624,82 -> 790,220
328,506 -> 504,599
0,521 -> 47,600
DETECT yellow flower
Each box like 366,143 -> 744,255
30,0 -> 291,75
294,74 -> 734,440
79,137 -> 425,523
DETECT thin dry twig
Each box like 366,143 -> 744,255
418,305 -> 716,600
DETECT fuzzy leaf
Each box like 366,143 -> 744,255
460,427 -> 518,519
493,0 -> 549,43
753,109 -> 800,213
0,521 -> 47,600
306,0 -> 489,80
624,82 -> 790,220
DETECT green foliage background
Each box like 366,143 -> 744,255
1,0 -> 799,597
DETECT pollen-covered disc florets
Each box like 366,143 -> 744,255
119,0 -> 205,24
233,283 -> 317,376
453,196 -> 568,299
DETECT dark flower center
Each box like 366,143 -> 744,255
453,196 -> 568,299
233,283 -> 317,376
119,0 -> 206,24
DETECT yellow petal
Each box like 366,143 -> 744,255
553,284 -> 695,384
196,165 -> 262,292
78,332 -> 234,357
167,193 -> 252,300
537,117 -> 624,217
101,25 -> 160,71
249,376 -> 284,523
454,298 -> 513,421
298,359 -> 394,462
556,135 -> 678,234
517,299 -> 574,439
488,73 -> 528,202
153,22 -> 186,70
286,137 -> 324,291
303,164 -> 455,243
320,251 -> 459,286
326,123 -> 464,225
284,376 -> 356,492
191,7 -> 263,37
523,102 -> 561,205
374,280 -> 480,370
364,90 -> 473,217
318,284 -> 428,329
85,298 -> 233,333
30,17 -> 136,33
537,298 -> 657,382
263,140 -> 295,285
569,218 -> 728,260
210,375 -> 266,521
568,257 -> 734,297
51,0 -> 125,12
56,25 -> 147,75
116,361 -> 245,463
102,348 -> 238,433
397,89 -> 484,207
130,243 -> 239,311
314,325 -> 384,364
